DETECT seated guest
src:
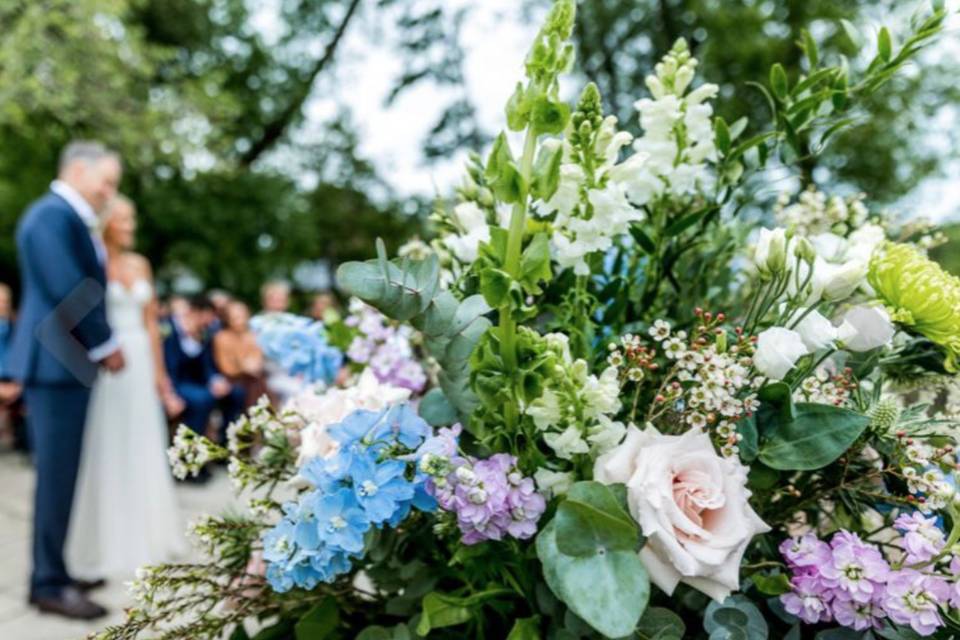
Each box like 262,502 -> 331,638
213,300 -> 269,408
310,291 -> 341,324
260,280 -> 291,314
164,295 -> 244,446
0,282 -> 26,451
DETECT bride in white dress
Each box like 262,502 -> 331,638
66,195 -> 187,579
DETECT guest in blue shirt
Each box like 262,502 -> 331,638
163,294 -> 244,447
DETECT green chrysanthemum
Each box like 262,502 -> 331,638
868,241 -> 960,371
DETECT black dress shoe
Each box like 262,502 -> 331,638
74,577 -> 107,591
32,586 -> 108,620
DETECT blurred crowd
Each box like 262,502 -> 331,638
0,278 -> 340,480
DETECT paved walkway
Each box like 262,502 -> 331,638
0,452 -> 237,640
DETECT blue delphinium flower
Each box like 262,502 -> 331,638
301,487 -> 369,554
262,402 -> 441,592
251,313 -> 344,385
349,453 -> 415,523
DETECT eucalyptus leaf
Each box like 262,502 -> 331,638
536,519 -> 650,639
636,607 -> 686,640
704,596 -> 768,640
419,388 -> 459,426
554,481 -> 639,557
759,403 -> 869,471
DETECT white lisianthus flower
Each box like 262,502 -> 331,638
838,305 -> 896,352
794,309 -> 838,351
594,425 -> 770,602
753,327 -> 809,380
845,223 -> 886,266
753,228 -> 788,278
543,425 -> 590,460
534,468 -> 575,498
443,202 -> 491,264
817,258 -> 867,301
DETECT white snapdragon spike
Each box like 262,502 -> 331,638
753,327 -> 809,380
443,201 -> 492,264
530,333 -> 626,459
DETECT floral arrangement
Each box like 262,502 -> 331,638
326,298 -> 429,393
250,312 -> 344,385
97,3 -> 960,639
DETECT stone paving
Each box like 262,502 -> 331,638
0,451 -> 237,640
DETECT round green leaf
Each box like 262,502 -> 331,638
536,519 -> 649,639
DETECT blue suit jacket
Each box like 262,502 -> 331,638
163,323 -> 220,389
6,192 -> 112,387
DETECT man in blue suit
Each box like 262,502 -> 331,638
164,294 -> 244,466
7,141 -> 126,620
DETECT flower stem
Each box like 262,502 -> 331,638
499,126 -> 539,426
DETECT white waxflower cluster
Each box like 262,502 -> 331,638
167,425 -> 218,480
901,463 -> 959,513
527,333 -> 626,460
795,367 -> 854,406
650,324 -> 759,457
225,394 -> 274,456
774,186 -> 869,237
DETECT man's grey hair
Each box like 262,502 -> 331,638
58,140 -> 120,173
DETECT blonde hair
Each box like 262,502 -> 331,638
100,193 -> 135,222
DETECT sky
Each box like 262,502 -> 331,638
254,0 -> 960,221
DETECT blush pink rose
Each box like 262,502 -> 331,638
594,425 -> 770,602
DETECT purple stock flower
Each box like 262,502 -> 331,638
883,569 -> 950,636
820,533 -> 890,603
894,512 -> 945,564
951,557 -> 960,609
782,573 -> 834,624
831,591 -> 885,631
780,533 -> 832,568
428,453 -> 546,545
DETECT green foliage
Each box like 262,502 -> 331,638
336,243 -> 492,418
294,598 -> 339,640
636,607 -> 686,640
758,403 -> 871,471
537,482 -> 650,638
537,517 -> 650,639
704,596 -> 769,640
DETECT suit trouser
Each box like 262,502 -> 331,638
176,382 -> 245,443
24,385 -> 91,599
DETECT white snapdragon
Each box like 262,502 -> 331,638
443,201 -> 492,264
530,333 -> 626,459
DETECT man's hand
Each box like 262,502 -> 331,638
100,349 -> 126,373
209,377 -> 231,399
0,381 -> 21,404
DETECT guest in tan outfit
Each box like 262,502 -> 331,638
213,300 -> 269,407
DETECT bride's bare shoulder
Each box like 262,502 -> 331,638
121,252 -> 153,277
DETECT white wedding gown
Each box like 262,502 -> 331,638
66,279 -> 186,579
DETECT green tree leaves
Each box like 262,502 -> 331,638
536,482 -> 649,638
